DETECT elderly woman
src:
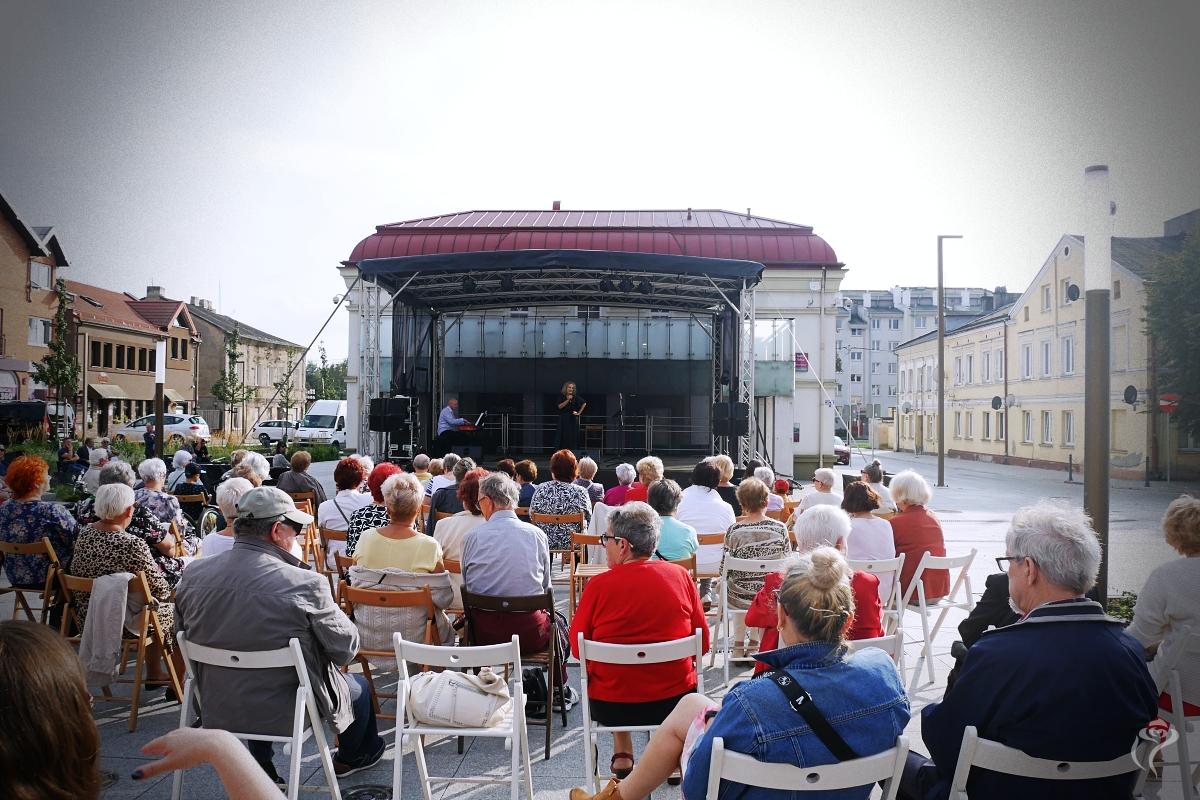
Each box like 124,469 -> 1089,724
219,449 -> 249,481
861,460 -> 896,514
842,480 -> 896,602
529,449 -> 592,550
71,483 -> 184,688
1129,494 -> 1200,716
569,502 -> 709,779
708,454 -> 742,516
888,469 -> 948,601
647,479 -> 698,561
624,456 -> 663,504
0,455 -> 77,588
427,457 -> 475,538
514,459 -> 538,507
229,451 -> 269,487
352,473 -> 443,573
434,468 -> 489,563
720,477 -> 789,656
200,477 -> 255,559
345,462 -> 402,556
604,463 -> 637,507
754,467 -> 784,512
82,448 -> 108,495
574,457 -> 604,506
569,547 -> 909,800
275,450 -> 327,505
166,449 -> 193,493
76,460 -> 184,586
317,457 -> 372,532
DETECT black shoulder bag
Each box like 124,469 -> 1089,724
761,669 -> 859,762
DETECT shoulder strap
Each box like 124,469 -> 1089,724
334,496 -> 352,525
761,669 -> 859,762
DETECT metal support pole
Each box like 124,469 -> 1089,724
936,235 -> 962,488
153,339 -> 166,458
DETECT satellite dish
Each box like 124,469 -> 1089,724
1123,385 -> 1138,405
902,402 -> 912,414
1005,394 -> 1017,408
991,395 -> 1003,410
1066,284 -> 1080,302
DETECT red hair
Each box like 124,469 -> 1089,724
550,449 -> 578,482
5,455 -> 49,499
457,468 -> 489,515
333,457 -> 368,491
367,462 -> 403,502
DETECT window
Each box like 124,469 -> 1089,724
889,319 -> 900,330
29,261 -> 52,289
850,351 -> 863,361
1023,411 -> 1033,443
1063,410 -> 1075,445
138,348 -> 147,372
914,316 -> 928,329
888,363 -> 898,374
888,385 -> 896,396
954,357 -> 962,384
851,327 -> 863,337
1112,280 -> 1121,299
871,340 -> 881,350
116,345 -> 126,370
871,319 -> 881,329
576,306 -> 601,319
148,347 -> 156,374
27,317 -> 52,347
965,354 -> 974,384
836,319 -> 844,332
1022,344 -> 1033,378
850,374 -> 862,383
1062,337 -> 1075,374
871,361 -> 880,373
90,340 -> 102,367
1041,285 -> 1051,311
1024,306 -> 1030,322
181,339 -> 188,360
171,338 -> 179,359
998,411 -> 1007,440
996,349 -> 1005,380
983,412 -> 992,439
890,341 -> 899,351
982,351 -> 991,383
871,385 -> 880,396
102,342 -> 113,368
965,412 -> 973,438
1041,411 -> 1053,444
1040,340 -> 1052,377
954,411 -> 962,437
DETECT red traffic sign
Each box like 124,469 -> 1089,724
1160,393 -> 1181,414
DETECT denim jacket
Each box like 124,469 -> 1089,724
683,641 -> 910,800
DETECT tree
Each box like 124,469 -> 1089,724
305,342 -> 347,400
273,351 -> 299,445
32,279 -> 81,438
1146,225 -> 1200,439
210,324 -> 257,440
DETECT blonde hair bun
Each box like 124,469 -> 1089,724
806,546 -> 849,592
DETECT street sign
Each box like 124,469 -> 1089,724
794,352 -> 809,372
1160,393 -> 1180,414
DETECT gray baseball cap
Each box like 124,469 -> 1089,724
235,486 -> 314,526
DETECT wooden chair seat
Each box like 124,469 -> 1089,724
0,537 -> 62,623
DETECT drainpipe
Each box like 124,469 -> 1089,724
1003,320 -> 1010,463
818,267 -> 826,468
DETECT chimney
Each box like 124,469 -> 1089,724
190,297 -> 213,310
146,285 -> 163,300
552,200 -> 561,211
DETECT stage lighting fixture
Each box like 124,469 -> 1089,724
500,275 -> 516,292
462,276 -> 477,293
618,277 -> 635,293
599,278 -> 615,293
637,279 -> 652,294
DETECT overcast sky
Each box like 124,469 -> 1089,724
2,0 -> 1197,361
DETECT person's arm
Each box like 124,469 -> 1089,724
921,640 -> 1007,772
568,570 -> 599,659
576,399 -> 587,415
135,728 -> 284,799
681,692 -> 753,800
1126,570 -> 1168,652
957,573 -> 1017,648
557,394 -> 571,410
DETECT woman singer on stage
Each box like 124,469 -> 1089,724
556,381 -> 587,452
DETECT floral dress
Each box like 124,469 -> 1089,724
345,503 -> 391,556
69,523 -> 176,648
0,499 -> 77,586
75,497 -> 183,587
529,480 -> 592,550
134,487 -> 200,556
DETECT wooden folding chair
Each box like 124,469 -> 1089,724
315,527 -> 348,589
0,537 -> 62,623
340,582 -> 437,721
695,532 -> 726,580
443,558 -> 464,616
568,530 -> 606,617
58,570 -> 183,731
666,553 -> 699,583
286,490 -> 317,507
531,510 -> 586,577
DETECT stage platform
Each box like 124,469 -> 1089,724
393,450 -> 710,489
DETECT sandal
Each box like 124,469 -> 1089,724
610,752 -> 635,779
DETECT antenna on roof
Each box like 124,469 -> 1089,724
686,208 -> 692,220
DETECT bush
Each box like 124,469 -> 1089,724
54,483 -> 84,504
110,438 -> 144,465
1106,591 -> 1137,623
9,441 -> 58,466
290,443 -> 340,463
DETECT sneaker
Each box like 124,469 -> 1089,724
332,741 -> 386,778
554,686 -> 579,713
259,762 -> 287,789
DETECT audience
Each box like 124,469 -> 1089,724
494,458 -> 517,479
82,448 -> 108,495
275,450 -> 328,505
317,457 -> 372,533
625,456 -> 663,504
842,480 -> 897,602
677,460 -> 735,600
219,449 -> 249,481
176,462 -> 210,502
427,457 -> 444,481
201,477 -> 255,559
176,487 -> 385,783
754,467 -> 783,511
900,502 -> 1158,800
271,442 -> 289,471
604,462 -> 637,507
0,455 -> 77,588
575,456 -> 604,505
433,468 -> 489,564
425,452 -> 459,497
721,477 -> 789,655
888,470 -> 948,602
570,547 -> 909,800
427,457 -> 475,537
353,473 -> 444,573
165,449 -> 192,492
345,462 -> 402,556
708,454 -> 742,516
569,502 -> 709,779
861,460 -> 896,514
796,466 -> 843,513
230,451 -> 270,487
646,479 -> 698,561
135,458 -> 197,549
411,453 -> 433,487
529,449 -> 592,550
515,458 -> 539,507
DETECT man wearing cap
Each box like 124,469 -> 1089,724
175,486 -> 384,785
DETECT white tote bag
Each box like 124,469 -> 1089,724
407,668 -> 512,728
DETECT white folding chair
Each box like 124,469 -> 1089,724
848,554 -> 906,636
1145,628 -> 1200,799
393,634 -> 532,800
171,633 -> 341,800
901,549 -> 976,692
846,631 -> 906,683
949,724 -> 1149,800
712,555 -> 791,685
578,629 -> 706,794
705,734 -> 909,799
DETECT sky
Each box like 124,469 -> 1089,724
2,0 -> 1197,362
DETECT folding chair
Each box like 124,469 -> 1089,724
531,510 -> 585,577
316,527 -> 348,589
340,582 -> 437,722
171,632 -> 341,800
393,634 -> 532,800
1142,627 -> 1200,799
694,532 -> 726,580
461,589 -> 564,760
568,530 -> 607,617
949,725 -> 1148,800
848,554 -> 906,636
666,553 -> 698,583
846,631 -> 906,682
0,537 -> 62,622
443,558 -> 463,616
712,555 -> 792,685
578,628 -> 706,793
901,549 -> 976,692
706,735 -> 909,799
286,490 -> 317,507
58,571 -> 183,732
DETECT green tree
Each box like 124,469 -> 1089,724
305,342 -> 347,400
211,324 -> 257,440
273,351 -> 299,445
1146,225 -> 1200,438
32,279 -> 81,438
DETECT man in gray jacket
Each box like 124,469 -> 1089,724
176,487 -> 383,784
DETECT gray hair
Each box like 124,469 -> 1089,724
99,460 -> 137,487
413,453 -> 430,470
753,466 -> 775,485
138,458 -> 167,482
351,454 -> 374,474
607,501 -> 661,557
233,515 -> 277,540
88,449 -> 107,467
793,504 -> 852,553
813,467 -> 837,488
172,450 -> 193,470
614,463 -> 636,485
478,472 -> 519,509
442,452 -> 461,472
241,451 -> 270,480
94,483 -> 135,521
647,479 -> 683,516
1006,501 -> 1102,595
452,457 -> 476,482
216,477 -> 254,520
889,470 -> 932,507
578,457 -> 598,480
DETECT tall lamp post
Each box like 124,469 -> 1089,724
1084,165 -> 1114,604
153,339 -> 166,458
937,235 -> 963,488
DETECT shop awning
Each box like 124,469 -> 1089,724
164,388 -> 186,403
88,383 -> 130,400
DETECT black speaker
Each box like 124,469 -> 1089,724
369,398 -> 387,417
712,402 -> 749,421
383,397 -> 412,415
713,418 -> 749,437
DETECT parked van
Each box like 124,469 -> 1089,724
296,399 -> 347,449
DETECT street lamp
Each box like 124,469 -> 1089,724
937,234 -> 963,488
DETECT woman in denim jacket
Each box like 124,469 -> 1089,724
569,547 -> 910,800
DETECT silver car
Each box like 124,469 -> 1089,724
113,413 -> 211,445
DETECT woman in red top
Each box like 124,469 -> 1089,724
569,501 -> 709,779
622,456 -> 662,504
887,470 -> 949,602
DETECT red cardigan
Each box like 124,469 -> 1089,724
745,569 -> 884,674
889,505 -> 949,601
569,558 -> 710,703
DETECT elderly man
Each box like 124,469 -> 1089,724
411,453 -> 433,487
274,450 -> 328,505
175,487 -> 384,784
796,466 -> 842,513
899,502 -> 1158,800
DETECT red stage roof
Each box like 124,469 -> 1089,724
347,209 -> 840,268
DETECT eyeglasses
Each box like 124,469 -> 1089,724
598,533 -> 625,546
279,518 -> 304,535
995,555 -> 1029,571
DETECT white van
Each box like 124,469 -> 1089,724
296,399 -> 347,449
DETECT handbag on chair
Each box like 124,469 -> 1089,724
407,667 -> 512,728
